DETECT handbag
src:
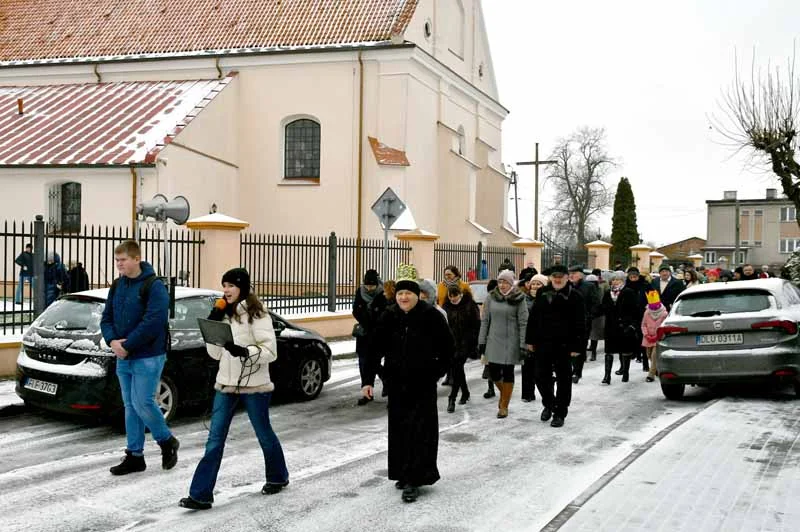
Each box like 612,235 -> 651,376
352,323 -> 367,338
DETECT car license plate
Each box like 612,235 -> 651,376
24,378 -> 58,395
696,333 -> 744,346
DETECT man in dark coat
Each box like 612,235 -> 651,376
568,265 -> 600,382
650,264 -> 684,311
525,264 -> 585,428
361,273 -> 454,503
14,243 -> 33,304
67,261 -> 90,293
623,266 -> 650,372
740,264 -> 760,281
353,269 -> 388,405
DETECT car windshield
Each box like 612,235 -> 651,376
673,290 -> 772,317
31,298 -> 104,332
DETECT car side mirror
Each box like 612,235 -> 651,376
273,321 -> 286,335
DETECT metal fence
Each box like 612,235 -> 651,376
240,232 -> 411,315
434,241 -> 525,280
0,217 -> 204,335
541,232 -> 590,270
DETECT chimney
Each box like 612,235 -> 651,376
17,98 -> 23,115
723,190 -> 737,200
766,188 -> 777,200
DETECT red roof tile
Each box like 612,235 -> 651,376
0,0 -> 419,64
0,74 -> 235,166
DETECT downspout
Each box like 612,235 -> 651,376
356,50 -> 365,280
129,164 -> 138,234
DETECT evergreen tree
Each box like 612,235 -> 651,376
610,177 -> 639,268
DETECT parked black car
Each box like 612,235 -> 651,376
15,287 -> 332,421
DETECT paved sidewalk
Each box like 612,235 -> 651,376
556,397 -> 800,532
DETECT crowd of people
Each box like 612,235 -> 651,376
14,244 -> 90,307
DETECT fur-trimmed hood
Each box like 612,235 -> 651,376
489,287 -> 526,305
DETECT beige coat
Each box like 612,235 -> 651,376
206,301 -> 278,393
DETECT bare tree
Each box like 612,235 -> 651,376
546,127 -> 615,248
715,49 -> 800,224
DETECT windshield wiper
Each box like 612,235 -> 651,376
689,310 -> 721,317
55,326 -> 88,331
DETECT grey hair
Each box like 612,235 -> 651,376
611,271 -> 627,282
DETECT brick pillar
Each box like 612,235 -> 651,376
395,229 -> 440,280
512,238 -> 545,272
186,213 -> 249,290
585,240 -> 612,271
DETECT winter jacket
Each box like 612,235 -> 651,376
43,260 -> 68,307
641,306 -> 668,348
368,300 -> 454,393
352,285 -> 388,355
67,265 -> 90,293
206,300 -> 278,393
479,288 -> 529,365
601,287 -> 641,354
525,284 -> 585,354
650,277 -> 684,311
573,279 -> 601,321
100,261 -> 168,360
442,291 -> 481,361
15,251 -> 33,277
436,279 -> 473,307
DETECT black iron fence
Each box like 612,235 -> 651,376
241,232 -> 412,315
0,217 -> 203,335
541,232 -> 590,270
434,241 -> 525,280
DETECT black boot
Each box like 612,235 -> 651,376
642,350 -> 650,372
483,379 -> 495,399
621,356 -> 631,382
589,340 -> 598,361
179,497 -> 212,510
110,450 -> 146,476
602,354 -> 613,384
447,397 -> 456,413
458,391 -> 470,405
158,435 -> 180,470
615,353 -> 624,375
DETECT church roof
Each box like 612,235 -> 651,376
0,74 -> 235,166
0,0 -> 419,65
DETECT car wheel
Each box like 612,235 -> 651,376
661,382 -> 685,400
157,375 -> 179,421
295,354 -> 324,400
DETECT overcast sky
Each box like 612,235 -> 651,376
483,0 -> 798,247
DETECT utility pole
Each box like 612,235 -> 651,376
517,142 -> 557,240
733,199 -> 741,268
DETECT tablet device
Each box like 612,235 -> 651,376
197,318 -> 234,347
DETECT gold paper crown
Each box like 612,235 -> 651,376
646,290 -> 661,305
395,263 -> 418,282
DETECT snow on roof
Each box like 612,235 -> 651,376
0,74 -> 235,166
0,0 -> 419,65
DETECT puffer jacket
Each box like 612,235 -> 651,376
206,301 -> 278,393
478,287 -> 528,365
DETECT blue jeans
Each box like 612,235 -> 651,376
116,354 -> 173,455
15,274 -> 32,304
189,391 -> 289,503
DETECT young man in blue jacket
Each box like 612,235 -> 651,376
101,240 -> 179,475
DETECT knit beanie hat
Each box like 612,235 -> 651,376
363,269 -> 380,285
531,274 -> 549,286
221,268 -> 251,300
418,278 -> 437,301
395,263 -> 420,296
497,269 -> 516,284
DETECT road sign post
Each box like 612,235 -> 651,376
371,187 -> 407,281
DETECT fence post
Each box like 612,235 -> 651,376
185,213 -> 249,291
327,232 -> 337,312
33,215 -> 45,318
476,241 -> 484,280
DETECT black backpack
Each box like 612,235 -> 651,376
107,275 -> 170,352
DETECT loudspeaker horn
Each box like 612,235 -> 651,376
136,194 -> 168,219
155,195 -> 191,225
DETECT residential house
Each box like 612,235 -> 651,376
704,189 -> 795,269
0,0 -> 514,245
656,236 -> 706,266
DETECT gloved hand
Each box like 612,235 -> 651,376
478,344 -> 486,355
519,347 -> 530,360
224,341 -> 249,359
208,298 -> 227,321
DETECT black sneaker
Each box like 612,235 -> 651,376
402,486 -> 419,503
158,436 -> 180,470
179,497 -> 212,510
261,481 -> 289,495
110,451 -> 146,476
572,375 -> 580,384
540,407 -> 552,422
458,393 -> 470,405
551,416 -> 565,428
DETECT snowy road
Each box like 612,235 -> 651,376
0,356 -> 770,532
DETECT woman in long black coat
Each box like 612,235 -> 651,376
442,284 -> 481,412
352,269 -> 388,404
361,277 -> 454,504
601,272 -> 641,384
